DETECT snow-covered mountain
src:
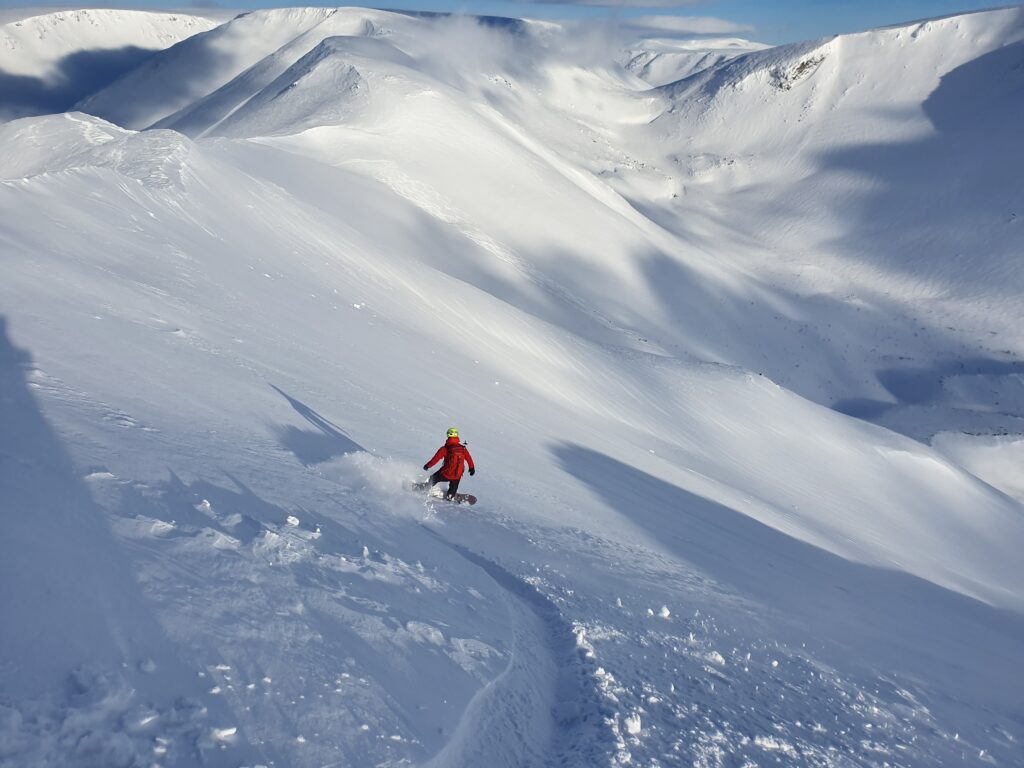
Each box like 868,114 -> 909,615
649,8 -> 1024,438
0,8 -> 222,121
622,37 -> 769,87
2,6 -> 1023,767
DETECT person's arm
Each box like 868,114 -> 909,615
424,447 -> 444,471
465,447 -> 475,475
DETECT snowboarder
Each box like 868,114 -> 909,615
422,427 -> 475,501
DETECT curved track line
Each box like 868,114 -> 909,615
421,527 -> 616,768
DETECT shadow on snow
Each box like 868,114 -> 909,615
269,383 -> 365,465
550,441 -> 1024,711
809,31 -> 1024,295
0,315 -> 249,765
0,46 -> 157,121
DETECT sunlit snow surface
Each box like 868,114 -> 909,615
1,6 -> 1023,767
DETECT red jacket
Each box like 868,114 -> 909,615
425,437 -> 475,481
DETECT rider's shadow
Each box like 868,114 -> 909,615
269,384 -> 364,465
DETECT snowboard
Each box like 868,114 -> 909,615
409,480 -> 477,505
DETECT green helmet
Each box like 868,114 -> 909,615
447,427 -> 459,438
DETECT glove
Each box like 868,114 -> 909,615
469,468 -> 475,476
423,464 -> 430,471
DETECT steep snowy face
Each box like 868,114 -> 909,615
0,9 -> 220,121
163,35 -> 416,138
637,7 -> 1024,431
656,7 -> 1024,268
205,37 -> 375,138
5,109 -> 1022,613
77,7 -> 411,129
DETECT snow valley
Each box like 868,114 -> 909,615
1,6 -> 1023,767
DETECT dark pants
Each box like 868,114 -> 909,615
430,470 -> 460,498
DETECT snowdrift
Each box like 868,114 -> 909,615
2,6 -> 1023,767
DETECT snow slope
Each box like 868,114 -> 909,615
622,37 -> 769,87
642,6 -> 1024,436
0,9 -> 220,121
2,7 -> 1023,768
78,7 -> 406,130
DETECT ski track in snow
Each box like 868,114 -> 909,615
420,526 -> 619,768
415,481 -> 1024,767
2,441 -> 1022,766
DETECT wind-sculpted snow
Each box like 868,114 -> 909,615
78,7 -> 351,129
2,6 -> 1024,767
159,35 -> 414,138
0,114 -> 196,189
209,37 -> 410,139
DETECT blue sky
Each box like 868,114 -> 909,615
1,0 -> 1011,43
